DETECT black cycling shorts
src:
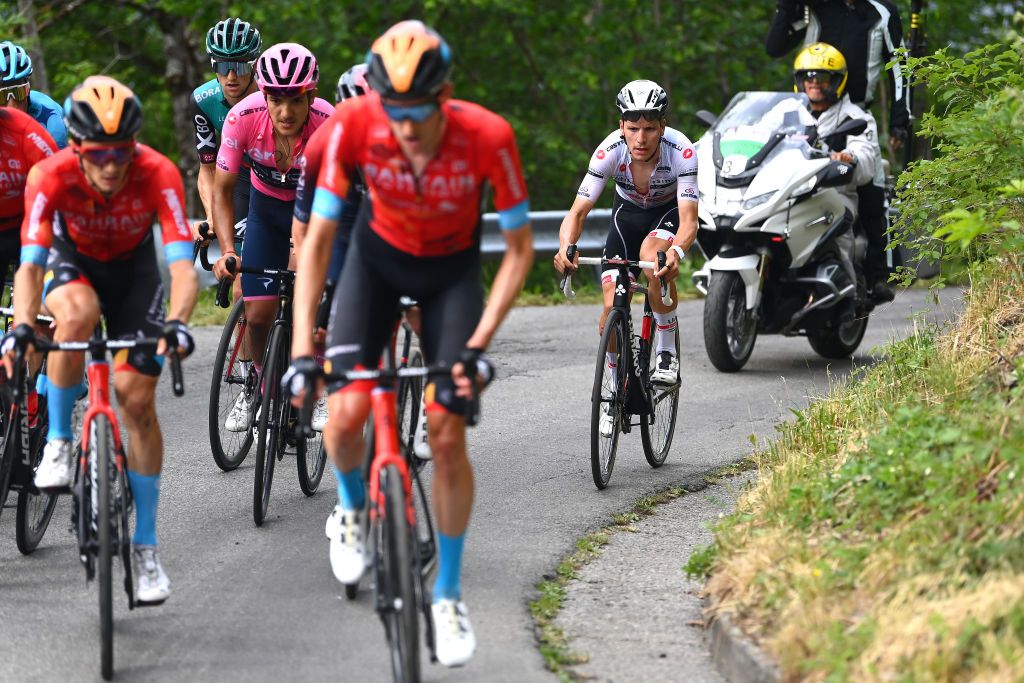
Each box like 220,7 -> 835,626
44,232 -> 166,376
603,194 -> 679,279
326,226 -> 482,416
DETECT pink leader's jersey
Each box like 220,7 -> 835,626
216,91 -> 334,201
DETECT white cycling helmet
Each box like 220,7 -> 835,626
615,79 -> 668,121
335,63 -> 370,103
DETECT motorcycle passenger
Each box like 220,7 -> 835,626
794,42 -> 878,319
767,0 -> 908,302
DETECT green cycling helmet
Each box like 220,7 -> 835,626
206,17 -> 262,61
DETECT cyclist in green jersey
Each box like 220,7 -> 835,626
189,17 -> 262,242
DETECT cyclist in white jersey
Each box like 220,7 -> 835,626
555,80 -> 697,396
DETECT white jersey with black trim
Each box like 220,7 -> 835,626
576,126 -> 698,209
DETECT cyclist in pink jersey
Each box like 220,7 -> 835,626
210,43 -> 332,433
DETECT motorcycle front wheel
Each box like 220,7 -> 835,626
703,271 -> 758,372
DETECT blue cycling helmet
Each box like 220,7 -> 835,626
0,41 -> 32,85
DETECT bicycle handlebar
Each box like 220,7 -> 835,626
560,245 -> 673,306
294,362 -> 483,440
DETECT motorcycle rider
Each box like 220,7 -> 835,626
794,42 -> 878,319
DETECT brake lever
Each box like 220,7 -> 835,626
657,251 -> 672,306
560,244 -> 578,299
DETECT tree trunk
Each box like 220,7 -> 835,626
17,0 -> 50,93
159,15 -> 206,217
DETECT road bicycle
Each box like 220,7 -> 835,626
560,245 -> 681,489
0,306 -> 59,554
10,327 -> 184,681
295,360 -> 478,682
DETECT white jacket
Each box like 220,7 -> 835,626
812,94 -> 880,216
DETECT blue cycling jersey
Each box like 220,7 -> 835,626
28,90 -> 68,149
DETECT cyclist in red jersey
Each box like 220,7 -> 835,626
285,21 -> 533,667
4,76 -> 198,605
0,106 -> 56,280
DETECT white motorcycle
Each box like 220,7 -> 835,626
691,92 -> 874,372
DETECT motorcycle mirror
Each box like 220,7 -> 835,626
831,118 -> 867,137
696,109 -> 718,128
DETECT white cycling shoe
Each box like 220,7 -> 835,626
34,438 -> 74,489
312,395 -> 328,432
432,598 -> 476,667
651,352 -> 679,385
598,403 -> 615,439
133,545 -> 171,605
325,505 -> 366,585
412,400 -> 432,460
224,391 -> 253,432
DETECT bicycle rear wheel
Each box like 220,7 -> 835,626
591,309 -> 625,490
210,298 -> 254,471
92,414 -> 115,680
380,464 -> 420,682
0,387 -> 16,518
253,324 -> 286,526
17,395 -> 57,554
641,324 -> 680,467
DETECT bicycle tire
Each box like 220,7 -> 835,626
93,414 -> 115,680
0,387 -> 17,519
16,394 -> 57,554
296,394 -> 326,495
253,324 -> 285,526
380,464 -> 420,682
591,309 -> 625,490
209,298 -> 254,471
398,349 -> 424,470
641,324 -> 680,468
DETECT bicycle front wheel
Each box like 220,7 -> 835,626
254,324 -> 286,526
210,298 -> 254,471
591,309 -> 625,490
296,414 -> 326,496
380,464 -> 421,682
641,323 -> 680,468
17,397 -> 58,554
92,414 -> 115,680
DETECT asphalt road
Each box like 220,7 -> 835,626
0,289 -> 957,682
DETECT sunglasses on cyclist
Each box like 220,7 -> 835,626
211,59 -> 255,77
0,82 -> 30,104
382,101 -> 439,123
77,144 -> 136,166
798,71 -> 834,85
262,85 -> 314,99
620,109 -> 664,122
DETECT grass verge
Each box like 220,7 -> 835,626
689,253 -> 1024,681
191,285 -> 231,327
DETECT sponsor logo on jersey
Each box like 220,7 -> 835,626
161,188 -> 190,237
27,191 -> 48,240
496,148 -> 524,200
27,132 -> 54,157
227,113 -> 237,125
364,163 -> 478,201
195,87 -> 220,103
682,148 -> 694,159
596,149 -> 606,160
8,159 -> 21,170
619,164 -> 627,172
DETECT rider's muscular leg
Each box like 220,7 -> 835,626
114,371 -> 162,546
44,284 -> 99,439
242,299 -> 277,371
428,410 -> 474,600
324,390 -> 371,510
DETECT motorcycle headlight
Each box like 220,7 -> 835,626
741,191 -> 774,210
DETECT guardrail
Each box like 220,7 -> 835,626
181,208 -> 611,287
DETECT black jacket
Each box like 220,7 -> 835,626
766,0 -> 910,129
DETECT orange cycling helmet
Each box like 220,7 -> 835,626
64,75 -> 143,143
366,20 -> 452,101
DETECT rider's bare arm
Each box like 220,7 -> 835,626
467,223 -> 534,353
211,168 -> 239,277
166,260 -> 198,325
555,196 -> 594,272
195,163 -> 216,238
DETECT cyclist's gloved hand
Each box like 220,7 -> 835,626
458,347 -> 494,388
1,323 -> 36,356
282,355 -> 320,397
163,320 -> 195,358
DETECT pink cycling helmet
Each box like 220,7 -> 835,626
255,42 -> 319,94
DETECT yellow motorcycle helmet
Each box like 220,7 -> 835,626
793,42 -> 848,101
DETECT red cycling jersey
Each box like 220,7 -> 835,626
316,94 -> 530,257
21,144 -> 193,265
0,108 -> 57,232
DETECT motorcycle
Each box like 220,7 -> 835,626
690,91 -> 875,372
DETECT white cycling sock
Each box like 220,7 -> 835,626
605,352 -> 618,391
654,311 -> 678,356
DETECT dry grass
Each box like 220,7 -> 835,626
699,252 -> 1024,681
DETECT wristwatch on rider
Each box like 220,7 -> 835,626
670,245 -> 686,261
